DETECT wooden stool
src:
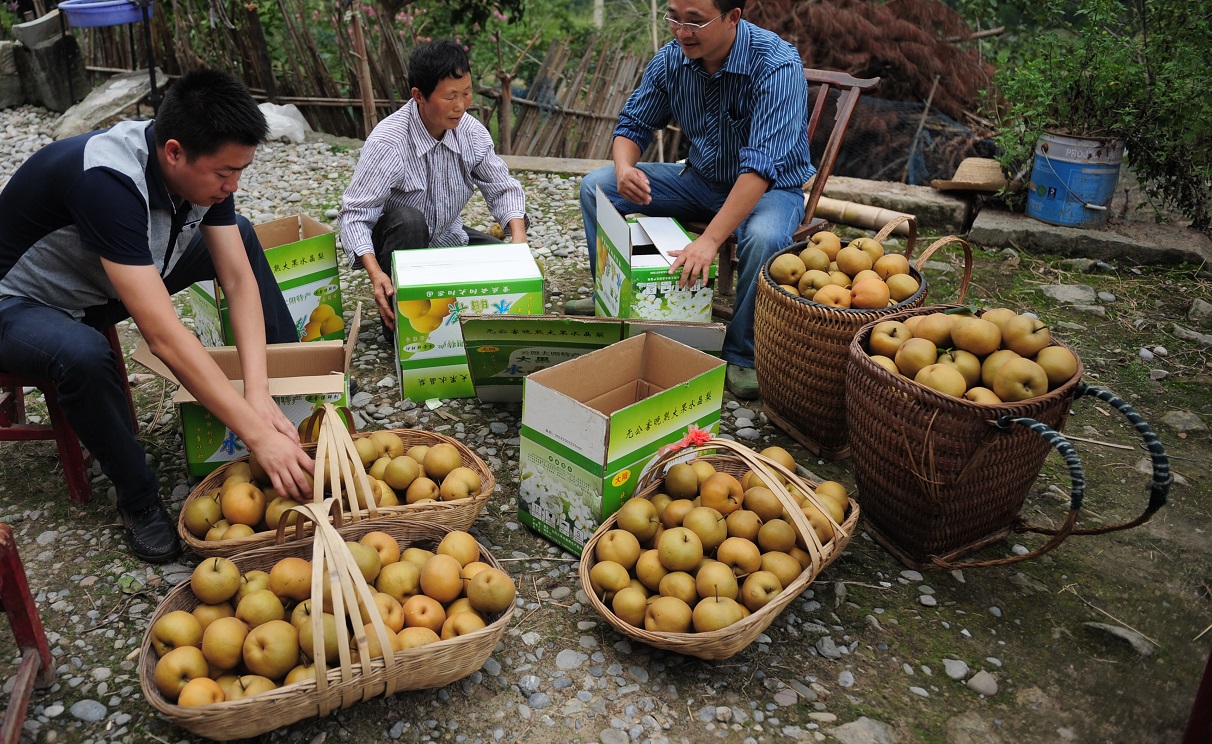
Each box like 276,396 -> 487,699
0,325 -> 137,504
0,523 -> 54,744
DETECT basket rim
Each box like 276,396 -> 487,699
178,428 -> 495,556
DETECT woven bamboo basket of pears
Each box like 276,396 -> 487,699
142,500 -> 515,740
579,438 -> 859,660
846,305 -> 1171,570
178,405 -> 496,558
753,218 -> 972,460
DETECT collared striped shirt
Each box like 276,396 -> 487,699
338,100 -> 526,262
615,21 -> 815,189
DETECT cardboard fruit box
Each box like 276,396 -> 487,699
593,186 -> 716,322
392,243 -> 544,402
132,308 -> 359,476
190,214 -> 343,346
518,332 -> 726,554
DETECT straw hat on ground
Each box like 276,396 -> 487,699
931,157 -> 1008,192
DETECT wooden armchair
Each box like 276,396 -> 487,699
686,68 -> 880,305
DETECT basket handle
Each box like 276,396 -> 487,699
926,415 -> 1085,569
871,214 -> 918,259
1026,383 -> 1170,535
911,235 -> 973,304
927,383 -> 1170,569
291,499 -> 401,708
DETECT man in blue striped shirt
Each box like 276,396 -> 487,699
574,0 -> 814,400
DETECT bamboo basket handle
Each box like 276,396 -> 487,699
312,512 -> 400,697
313,404 -> 379,521
290,500 -> 400,708
871,214 -> 918,259
912,235 -> 973,303
274,493 -> 343,545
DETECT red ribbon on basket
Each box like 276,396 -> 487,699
656,425 -> 714,459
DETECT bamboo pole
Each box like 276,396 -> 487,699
349,1 -> 378,135
811,196 -> 915,236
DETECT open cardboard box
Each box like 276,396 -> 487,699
517,332 -> 726,553
460,314 -> 725,403
593,186 -> 716,322
190,214 -> 343,346
133,305 -> 360,476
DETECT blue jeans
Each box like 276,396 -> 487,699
0,216 -> 294,512
580,164 -> 804,368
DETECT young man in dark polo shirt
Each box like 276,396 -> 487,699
0,69 -> 314,562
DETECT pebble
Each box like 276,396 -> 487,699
919,595 -> 937,607
68,700 -> 106,722
967,670 -> 999,696
1139,348 -> 1155,361
556,650 -> 586,670
909,686 -> 929,697
815,636 -> 843,659
838,670 -> 855,688
944,659 -> 970,680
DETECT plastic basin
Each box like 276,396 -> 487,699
58,0 -> 152,27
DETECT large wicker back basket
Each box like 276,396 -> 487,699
846,305 -> 1170,570
753,223 -> 970,459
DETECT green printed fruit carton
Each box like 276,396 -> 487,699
460,315 -> 725,403
593,186 -> 716,323
392,243 -> 544,402
190,214 -> 343,346
131,307 -> 360,476
518,332 -> 725,554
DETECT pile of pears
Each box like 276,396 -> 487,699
864,308 -> 1079,403
150,529 -> 517,706
589,447 -> 850,635
768,231 -> 920,310
181,431 -> 482,543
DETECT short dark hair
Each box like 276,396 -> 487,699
154,69 -> 268,157
408,40 -> 471,100
712,0 -> 745,15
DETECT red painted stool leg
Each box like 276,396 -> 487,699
1184,643 -> 1212,744
41,388 -> 92,505
0,523 -> 55,744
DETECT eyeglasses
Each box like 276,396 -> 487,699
662,12 -> 725,32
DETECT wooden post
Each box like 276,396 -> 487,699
350,1 -> 377,137
499,73 -> 513,155
244,2 -> 279,101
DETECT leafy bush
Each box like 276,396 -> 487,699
984,0 -> 1211,233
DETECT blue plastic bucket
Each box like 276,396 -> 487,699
1026,133 -> 1124,228
58,0 -> 152,28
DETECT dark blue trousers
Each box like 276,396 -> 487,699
0,216 -> 294,511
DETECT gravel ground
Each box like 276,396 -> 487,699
1,105 -> 1206,744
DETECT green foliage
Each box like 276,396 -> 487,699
982,0 -> 1212,233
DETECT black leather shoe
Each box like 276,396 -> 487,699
119,501 -> 183,564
